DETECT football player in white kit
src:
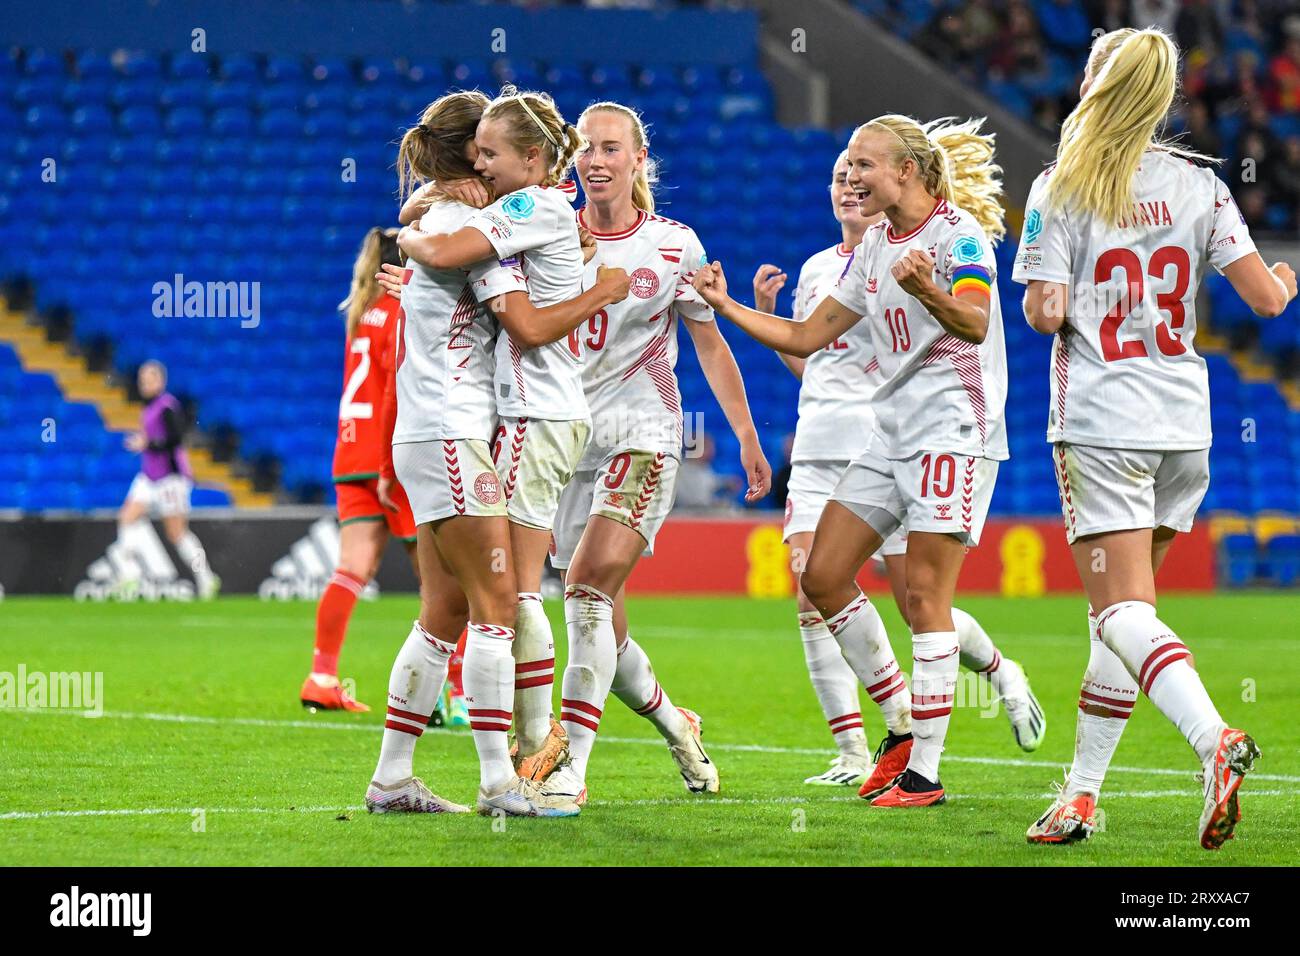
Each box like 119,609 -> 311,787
696,114 -> 1010,808
1014,29 -> 1296,849
753,153 -> 1043,790
367,91 -> 629,818
538,101 -> 771,807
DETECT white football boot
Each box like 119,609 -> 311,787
537,762 -> 588,806
804,750 -> 872,786
365,777 -> 470,814
477,776 -> 581,818
1026,774 -> 1096,844
996,658 -> 1047,752
669,708 -> 719,794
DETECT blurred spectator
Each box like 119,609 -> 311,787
674,434 -> 741,511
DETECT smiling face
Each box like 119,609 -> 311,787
844,127 -> 909,218
575,110 -> 644,206
473,117 -> 542,195
829,152 -> 869,228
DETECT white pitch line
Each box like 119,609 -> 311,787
0,790 -> 1292,822
8,707 -> 1300,785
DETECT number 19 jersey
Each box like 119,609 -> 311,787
1012,150 -> 1256,450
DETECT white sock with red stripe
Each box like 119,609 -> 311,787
953,607 -> 1011,696
798,611 -> 866,755
372,621 -> 454,786
1066,607 -> 1136,798
559,584 -> 617,780
1096,601 -> 1224,763
824,592 -> 911,735
611,636 -> 691,744
907,630 -> 959,784
512,592 -> 555,756
463,621 -> 517,793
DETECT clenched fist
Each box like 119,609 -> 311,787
692,260 -> 730,308
596,264 -> 631,302
891,248 -> 937,299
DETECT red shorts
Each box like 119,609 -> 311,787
335,478 -> 418,541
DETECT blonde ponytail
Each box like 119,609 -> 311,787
1046,28 -> 1216,226
578,101 -> 658,213
340,227 -> 399,337
483,86 -> 585,187
861,114 -> 1006,242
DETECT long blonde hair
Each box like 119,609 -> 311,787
860,114 -> 1006,242
578,101 -> 657,213
1046,28 -> 1215,226
397,90 -> 491,204
340,227 -> 400,337
482,86 -> 584,187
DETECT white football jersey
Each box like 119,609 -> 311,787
466,184 -> 590,422
1012,150 -> 1256,450
789,242 -> 879,463
832,200 -> 1010,462
393,199 -> 525,444
574,209 -> 713,468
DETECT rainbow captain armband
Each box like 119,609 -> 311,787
950,264 -> 992,299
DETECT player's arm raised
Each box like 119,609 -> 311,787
694,261 -> 861,358
490,265 -> 631,349
893,248 -> 991,344
1022,280 -> 1069,335
752,264 -> 804,379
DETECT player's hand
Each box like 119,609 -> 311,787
375,262 -> 404,299
124,432 -> 146,453
692,261 -> 730,308
891,248 -> 937,299
752,264 -> 786,313
442,178 -> 492,209
579,225 -> 598,264
376,476 -> 399,512
596,265 -> 631,303
1271,262 -> 1297,304
740,437 -> 772,503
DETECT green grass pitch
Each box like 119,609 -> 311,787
1,593 -> 1295,866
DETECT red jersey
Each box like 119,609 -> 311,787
332,292 -> 401,482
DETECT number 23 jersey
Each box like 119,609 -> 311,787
831,199 -> 1009,463
1012,150 -> 1256,450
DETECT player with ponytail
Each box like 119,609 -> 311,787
1015,28 -> 1295,849
694,113 -> 1011,808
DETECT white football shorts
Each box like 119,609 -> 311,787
785,458 -> 908,554
1052,443 -> 1209,544
830,447 -> 999,548
126,472 -> 192,518
393,438 -> 507,525
550,448 -> 680,569
494,416 -> 591,531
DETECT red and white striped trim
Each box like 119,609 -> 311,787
887,198 -> 945,243
1052,334 -> 1069,433
1137,640 -> 1193,696
1079,688 -> 1136,720
866,665 -> 907,703
1054,443 -> 1076,537
960,455 -> 976,536
634,682 -> 664,716
560,697 -> 602,733
911,691 -> 955,721
577,207 -> 647,240
508,337 -> 527,404
828,711 -> 864,735
515,657 -> 555,690
976,647 -> 1002,674
628,452 -> 666,529
501,419 -> 527,506
416,622 -> 457,656
564,583 -> 613,606
468,707 -> 512,733
468,622 -> 515,641
328,569 -> 366,598
824,592 -> 868,636
442,439 -> 465,515
385,705 -> 431,737
796,610 -> 825,629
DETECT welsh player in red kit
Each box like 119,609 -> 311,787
301,227 -> 419,713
